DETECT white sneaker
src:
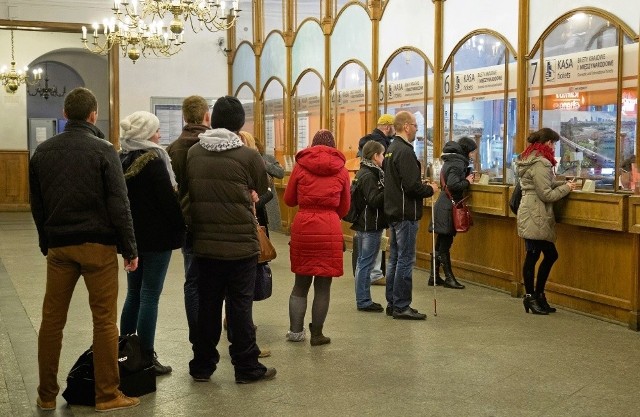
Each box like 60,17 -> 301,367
286,328 -> 306,342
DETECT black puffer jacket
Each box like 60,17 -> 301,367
120,150 -> 185,252
431,141 -> 472,235
357,128 -> 391,156
383,136 -> 434,223
29,120 -> 137,259
350,163 -> 387,232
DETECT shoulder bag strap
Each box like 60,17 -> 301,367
440,170 -> 454,202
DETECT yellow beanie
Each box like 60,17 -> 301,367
377,114 -> 395,125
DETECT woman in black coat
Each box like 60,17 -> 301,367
429,137 -> 477,289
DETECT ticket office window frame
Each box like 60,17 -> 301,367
261,78 -> 287,164
444,32 -> 516,185
330,61 -> 372,159
529,11 -> 637,192
292,69 -> 324,154
378,48 -> 434,175
235,83 -> 257,138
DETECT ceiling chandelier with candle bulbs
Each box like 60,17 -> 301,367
82,16 -> 185,63
1,30 -> 42,94
113,0 -> 241,34
28,62 -> 66,100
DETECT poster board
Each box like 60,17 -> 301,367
151,97 -> 217,146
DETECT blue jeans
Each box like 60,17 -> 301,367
370,252 -> 384,281
385,220 -> 419,311
355,230 -> 383,308
182,232 -> 199,347
120,250 -> 172,351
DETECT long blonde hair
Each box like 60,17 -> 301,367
238,131 -> 257,150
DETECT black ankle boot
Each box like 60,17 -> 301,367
523,294 -> 549,315
440,252 -> 465,289
537,293 -> 556,313
428,252 -> 444,286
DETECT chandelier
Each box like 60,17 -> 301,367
82,17 -> 184,63
1,30 -> 42,94
28,63 -> 66,100
112,0 -> 241,34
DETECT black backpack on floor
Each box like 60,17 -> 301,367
62,334 -> 156,406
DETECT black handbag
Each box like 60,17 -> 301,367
62,334 -> 156,406
254,263 -> 273,301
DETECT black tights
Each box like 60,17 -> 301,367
435,234 -> 454,254
522,241 -> 558,295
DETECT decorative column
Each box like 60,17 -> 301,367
322,1 -> 333,129
515,0 -> 529,154
254,0 -> 264,142
369,0 -> 383,131
432,0 -> 445,158
108,46 -> 119,148
284,0 -> 294,159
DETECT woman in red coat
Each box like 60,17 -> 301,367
284,130 -> 350,346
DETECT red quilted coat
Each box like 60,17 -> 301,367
284,145 -> 351,277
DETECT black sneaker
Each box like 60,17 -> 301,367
385,305 -> 393,316
357,302 -> 384,312
236,367 -> 277,384
191,374 -> 211,382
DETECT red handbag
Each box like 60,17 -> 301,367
441,172 -> 473,233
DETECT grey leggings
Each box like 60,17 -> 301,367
289,274 -> 332,332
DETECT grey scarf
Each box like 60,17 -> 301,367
361,158 -> 384,188
120,138 -> 177,188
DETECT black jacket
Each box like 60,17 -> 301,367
357,128 -> 391,156
29,120 -> 137,259
350,163 -> 387,232
431,141 -> 472,235
383,136 -> 434,223
120,150 -> 186,252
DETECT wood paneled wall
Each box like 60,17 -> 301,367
0,151 -> 30,211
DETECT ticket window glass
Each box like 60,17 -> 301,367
446,33 -> 515,184
263,0 -> 286,36
295,0 -> 323,28
236,85 -> 255,138
530,12 -> 637,191
379,50 -> 433,173
293,71 -> 323,154
330,62 -> 371,159
235,0 -> 253,44
262,80 -> 286,164
334,0 -> 365,13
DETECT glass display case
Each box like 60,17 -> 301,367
444,33 -> 516,184
379,49 -> 433,174
529,12 -> 637,191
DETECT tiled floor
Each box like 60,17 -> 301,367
1,212 -> 639,417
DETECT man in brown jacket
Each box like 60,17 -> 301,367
167,95 -> 210,352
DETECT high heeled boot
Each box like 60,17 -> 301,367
309,323 -> 331,346
523,294 -> 549,315
428,252 -> 445,286
537,293 -> 557,313
440,252 -> 465,289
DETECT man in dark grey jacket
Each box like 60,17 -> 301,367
186,96 -> 276,384
383,111 -> 439,320
29,87 -> 139,412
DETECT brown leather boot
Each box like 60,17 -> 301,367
309,323 -> 331,346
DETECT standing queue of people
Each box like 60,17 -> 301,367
29,87 -> 574,412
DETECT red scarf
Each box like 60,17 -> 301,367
521,142 -> 557,166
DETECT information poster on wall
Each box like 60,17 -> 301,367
154,104 -> 183,145
297,114 -> 309,151
264,118 -> 275,156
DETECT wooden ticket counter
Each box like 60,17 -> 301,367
277,179 -> 640,330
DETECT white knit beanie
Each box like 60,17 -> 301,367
120,111 -> 160,141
